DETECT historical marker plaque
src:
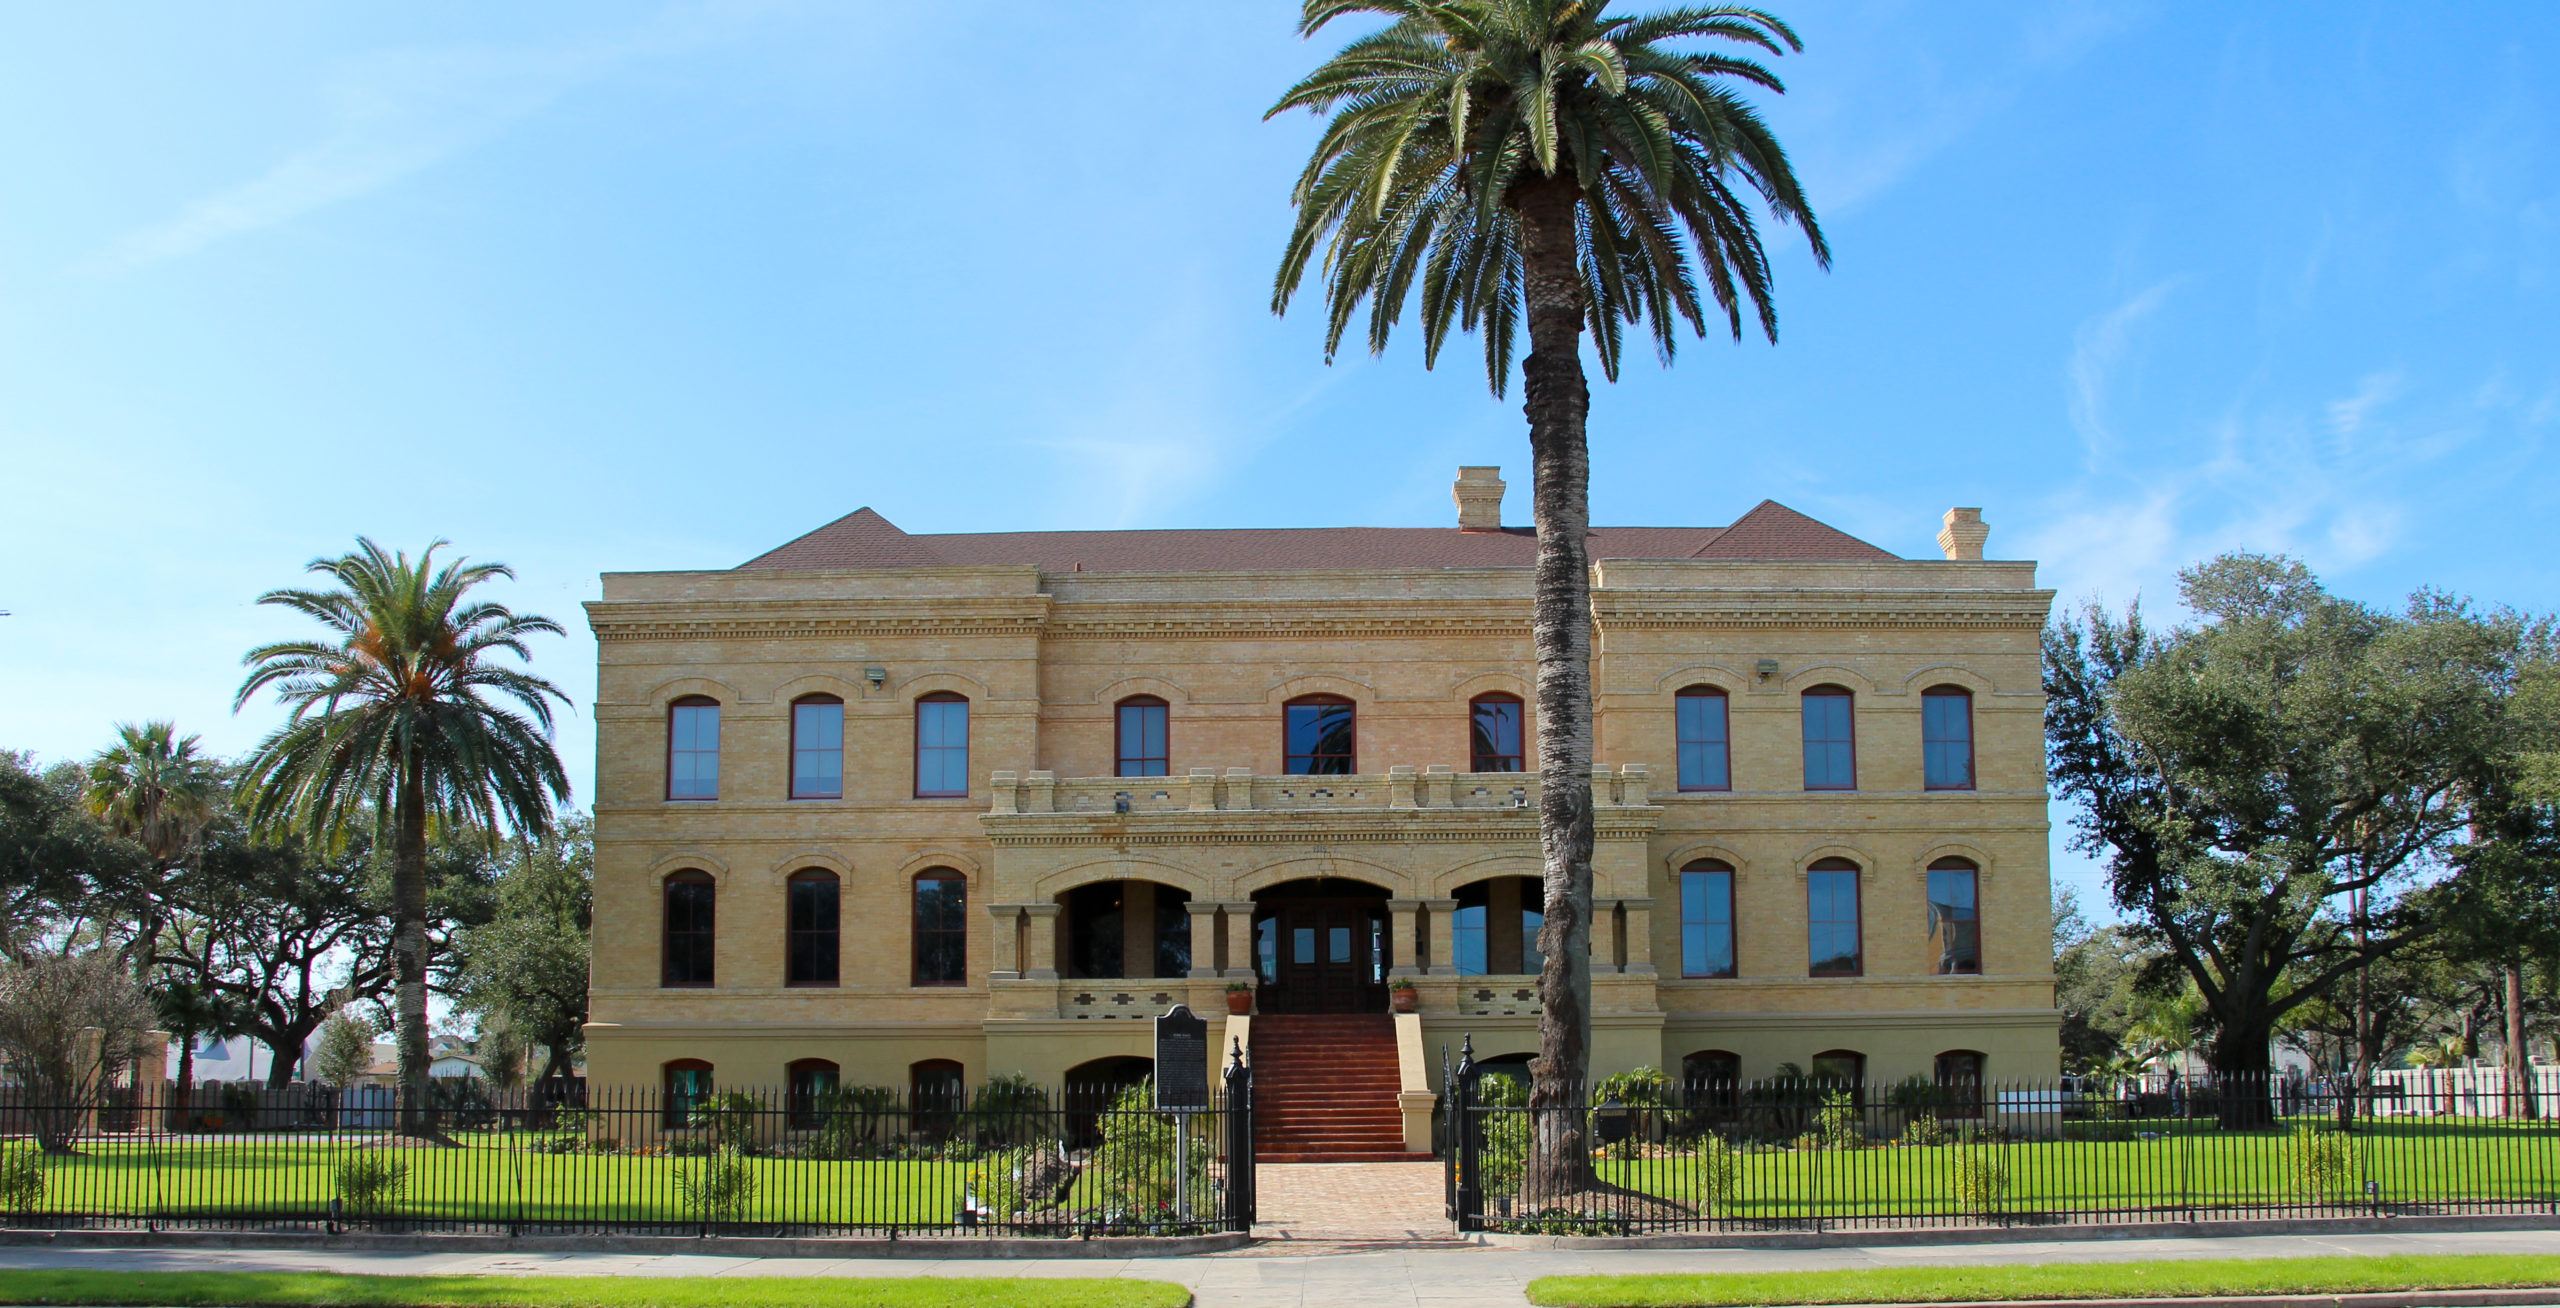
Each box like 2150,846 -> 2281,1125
1154,1004 -> 1211,1111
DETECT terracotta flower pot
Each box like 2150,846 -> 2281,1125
1225,990 -> 1253,1016
1390,987 -> 1418,1014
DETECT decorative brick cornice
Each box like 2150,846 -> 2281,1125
981,811 -> 1658,848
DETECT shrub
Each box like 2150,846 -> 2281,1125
2289,1124 -> 2356,1202
1814,1091 -> 1863,1149
1902,1113 -> 1947,1147
1474,1074 -> 1531,1199
1952,1147 -> 2007,1216
969,1073 -> 1053,1148
1688,1134 -> 1739,1217
676,1149 -> 758,1224
0,1147 -> 43,1215
970,1141 -> 1076,1222
1086,1081 -> 1210,1218
812,1085 -> 899,1159
334,1153 -> 407,1219
688,1091 -> 764,1154
1594,1066 -> 1669,1108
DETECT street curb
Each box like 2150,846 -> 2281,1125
0,1227 -> 1253,1261
1484,1212 -> 2560,1250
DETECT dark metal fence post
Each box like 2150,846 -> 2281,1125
1451,1035 -> 1482,1233
1222,1038 -> 1255,1230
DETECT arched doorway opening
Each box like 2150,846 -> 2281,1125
1057,879 -> 1192,979
1251,877 -> 1390,1014
1447,875 -> 1545,976
1064,1054 -> 1156,1145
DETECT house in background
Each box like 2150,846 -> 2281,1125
581,470 -> 2059,1157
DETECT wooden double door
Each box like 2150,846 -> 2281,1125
1256,896 -> 1389,1014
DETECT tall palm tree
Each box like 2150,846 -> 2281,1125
233,539 -> 569,1134
84,720 -> 223,966
1270,0 -> 1826,1199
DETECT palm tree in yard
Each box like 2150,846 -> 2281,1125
85,720 -> 223,966
1271,1 -> 1826,1202
233,539 -> 569,1136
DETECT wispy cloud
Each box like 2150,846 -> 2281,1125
87,14 -> 711,272
2066,278 -> 2178,467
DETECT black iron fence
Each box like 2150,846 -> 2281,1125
1442,1043 -> 2560,1235
0,1058 -> 1252,1240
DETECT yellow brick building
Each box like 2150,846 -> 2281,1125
581,470 -> 2058,1150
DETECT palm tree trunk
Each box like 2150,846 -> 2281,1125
394,765 -> 434,1138
172,1038 -> 195,1132
1516,172 -> 1598,1205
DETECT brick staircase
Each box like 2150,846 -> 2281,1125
1249,1014 -> 1429,1163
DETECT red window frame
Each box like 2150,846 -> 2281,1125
912,870 -> 967,986
1115,695 -> 1170,777
785,869 -> 841,987
1923,686 -> 1976,791
1679,859 -> 1737,979
913,693 -> 970,798
1801,685 -> 1857,791
1282,694 -> 1356,775
1469,693 -> 1525,772
663,1058 -> 713,1129
666,696 -> 720,801
1806,858 -> 1863,977
1927,857 -> 1982,975
789,693 -> 844,800
1675,685 -> 1732,791
661,871 -> 715,988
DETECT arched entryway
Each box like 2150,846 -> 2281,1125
1057,879 -> 1192,979
1251,877 -> 1390,1014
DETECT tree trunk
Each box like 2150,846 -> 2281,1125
394,766 -> 435,1139
1516,172 -> 1598,1207
2508,964 -> 2537,1119
172,1038 -> 195,1132
2205,1017 -> 2275,1129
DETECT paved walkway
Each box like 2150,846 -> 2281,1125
1253,1162 -> 1446,1243
10,1229 -> 2560,1308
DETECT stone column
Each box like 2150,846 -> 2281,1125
987,904 -> 1024,980
1188,768 -> 1219,811
1121,881 -> 1156,980
1420,898 -> 1458,974
1223,768 -> 1254,811
1619,897 -> 1657,976
1220,901 -> 1259,981
1386,899 -> 1423,976
1618,763 -> 1652,807
1388,765 -> 1419,808
1185,900 -> 1222,978
988,771 -> 1018,814
1424,764 -> 1455,807
1022,904 -> 1063,980
1025,771 -> 1056,813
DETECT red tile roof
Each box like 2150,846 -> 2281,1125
739,499 -> 1895,572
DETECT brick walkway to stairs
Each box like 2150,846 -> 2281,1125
1250,1014 -> 1429,1163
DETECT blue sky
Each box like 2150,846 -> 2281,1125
3,1 -> 2553,912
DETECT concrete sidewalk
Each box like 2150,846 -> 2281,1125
9,1228 -> 2560,1308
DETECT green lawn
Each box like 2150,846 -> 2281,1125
1558,1119 -> 2560,1219
0,1271 -> 1188,1308
12,1136 -> 978,1225
1525,1254 -> 2560,1306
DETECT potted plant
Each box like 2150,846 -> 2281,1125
1224,982 -> 1253,1016
1389,977 -> 1418,1013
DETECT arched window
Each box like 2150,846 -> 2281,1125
1682,1049 -> 1743,1113
790,694 -> 844,799
1115,696 -> 1169,777
1470,693 -> 1525,772
1810,1049 -> 1866,1089
1283,695 -> 1355,775
787,1058 -> 839,1129
912,870 -> 967,986
663,1058 -> 712,1129
786,870 -> 840,986
914,693 -> 970,798
666,697 -> 721,800
1679,859 -> 1736,979
661,871 -> 715,987
910,1057 -> 964,1138
1806,858 -> 1862,977
1927,857 -> 1981,975
1922,686 -> 1975,790
1935,1050 -> 1987,1119
1675,686 -> 1730,791
1801,686 -> 1856,790
1450,877 -> 1543,976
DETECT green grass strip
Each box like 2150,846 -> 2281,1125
1526,1254 -> 2560,1307
0,1270 -> 1189,1308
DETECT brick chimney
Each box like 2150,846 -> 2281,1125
1938,507 -> 1989,560
1454,466 -> 1506,531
